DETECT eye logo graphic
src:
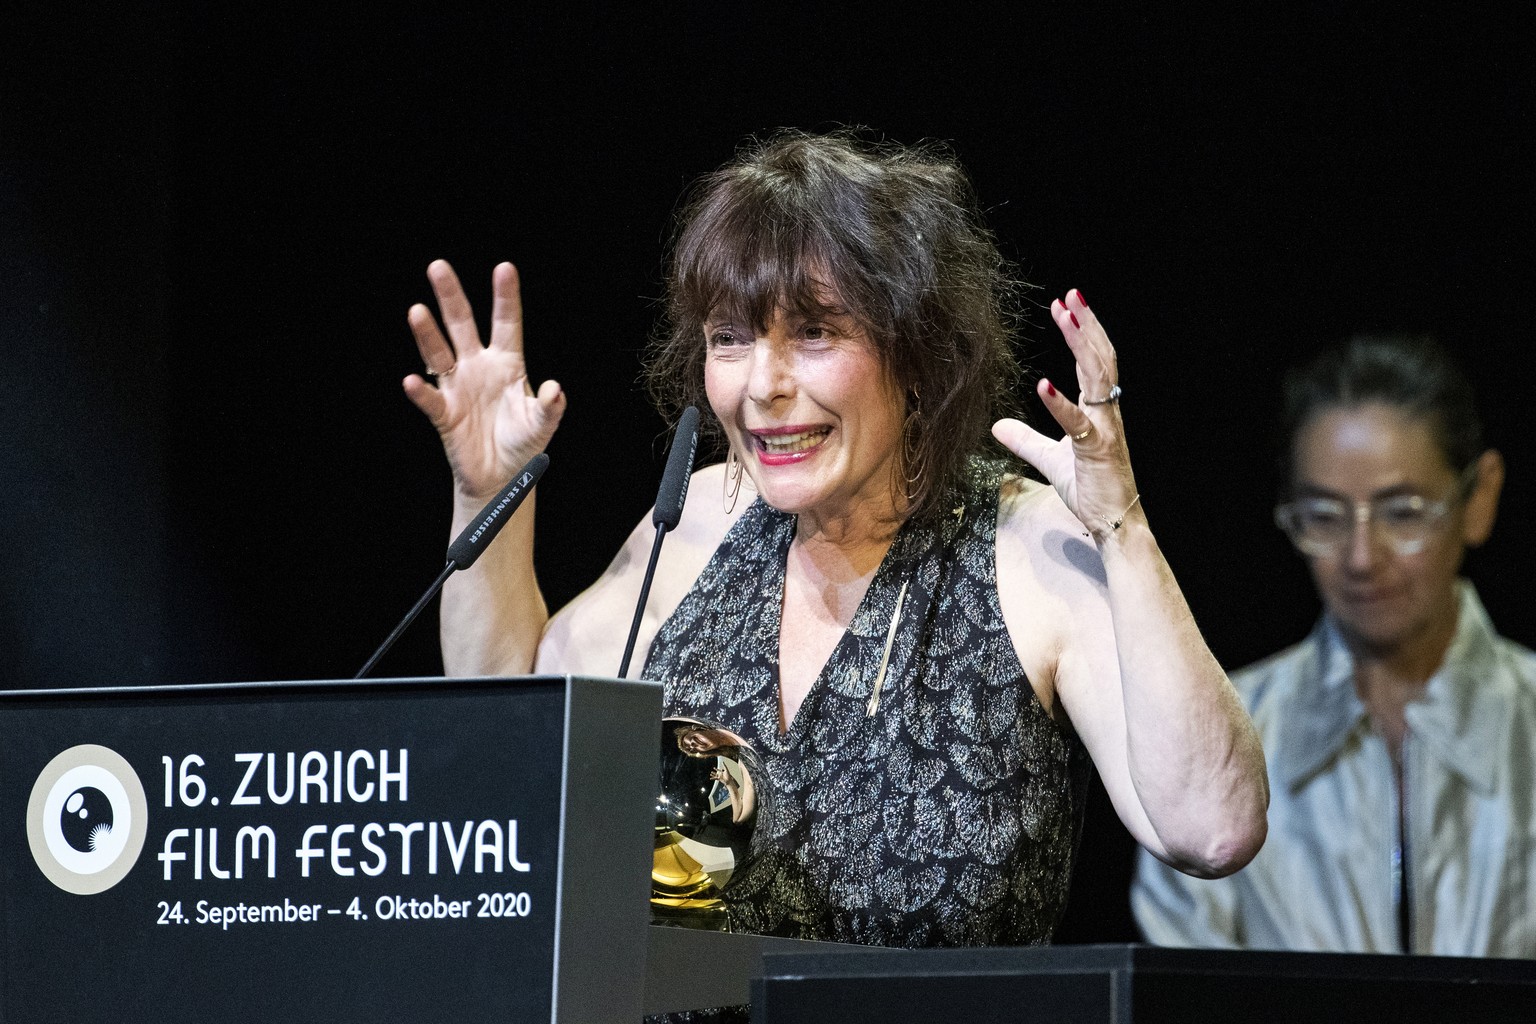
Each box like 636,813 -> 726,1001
28,745 -> 149,895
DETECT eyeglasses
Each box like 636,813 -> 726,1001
1274,464 -> 1478,558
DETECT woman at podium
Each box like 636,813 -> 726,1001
401,132 -> 1269,1008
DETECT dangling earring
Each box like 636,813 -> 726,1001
902,388 -> 926,506
723,447 -> 743,514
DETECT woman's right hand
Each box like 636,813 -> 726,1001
402,260 -> 566,503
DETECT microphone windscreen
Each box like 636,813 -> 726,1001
446,453 -> 550,570
652,406 -> 700,532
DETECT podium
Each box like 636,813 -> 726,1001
8,679 -> 1535,1022
744,943 -> 1536,1023
0,676 -> 661,1024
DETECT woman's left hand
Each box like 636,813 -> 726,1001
992,288 -> 1142,541
992,291 -> 1269,876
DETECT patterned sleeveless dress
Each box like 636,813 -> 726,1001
642,462 -> 1090,1021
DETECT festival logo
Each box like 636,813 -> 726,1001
27,744 -> 148,895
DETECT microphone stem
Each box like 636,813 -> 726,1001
617,524 -> 667,679
356,561 -> 457,679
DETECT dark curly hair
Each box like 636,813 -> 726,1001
644,130 -> 1025,527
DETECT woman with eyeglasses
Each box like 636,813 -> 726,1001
1134,334 -> 1536,958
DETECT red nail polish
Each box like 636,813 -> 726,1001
1073,288 -> 1088,308
1045,380 -> 1057,397
1068,311 -> 1080,329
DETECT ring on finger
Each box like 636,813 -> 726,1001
426,363 -> 458,379
1071,426 -> 1093,441
1084,384 -> 1121,405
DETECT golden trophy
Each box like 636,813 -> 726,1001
651,718 -> 765,930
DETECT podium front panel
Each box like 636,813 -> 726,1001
0,676 -> 659,1024
749,944 -> 1536,1024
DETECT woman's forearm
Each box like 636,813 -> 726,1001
1100,521 -> 1268,877
439,492 -> 548,677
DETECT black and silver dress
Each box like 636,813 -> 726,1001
642,462 -> 1090,1019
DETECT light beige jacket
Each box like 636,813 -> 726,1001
1134,584 -> 1536,957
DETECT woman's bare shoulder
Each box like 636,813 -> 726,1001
670,462 -> 752,553
535,462 -> 748,675
996,471 -> 1104,593
994,471 -> 1110,720
647,463 -> 753,610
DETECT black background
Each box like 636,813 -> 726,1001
3,6 -> 1531,943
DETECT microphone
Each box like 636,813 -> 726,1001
617,407 -> 700,678
355,453 -> 550,679
447,453 -> 551,570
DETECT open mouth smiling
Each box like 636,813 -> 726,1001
753,427 -> 831,455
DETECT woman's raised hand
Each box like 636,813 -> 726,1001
991,289 -> 1142,540
402,261 -> 566,503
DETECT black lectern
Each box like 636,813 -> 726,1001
0,676 -> 660,1024
10,680 -> 1535,1022
747,943 -> 1536,1023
